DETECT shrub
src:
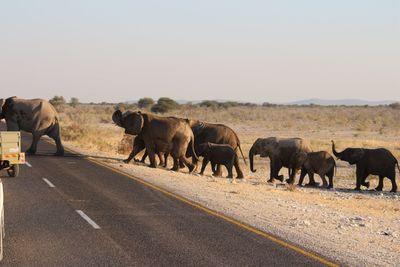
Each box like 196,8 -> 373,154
49,96 -> 66,111
138,97 -> 155,109
389,102 -> 400,109
151,97 -> 180,113
70,97 -> 80,108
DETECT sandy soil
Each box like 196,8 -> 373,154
66,142 -> 400,267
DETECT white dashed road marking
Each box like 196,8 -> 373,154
76,210 -> 101,229
25,162 -> 32,168
42,178 -> 55,188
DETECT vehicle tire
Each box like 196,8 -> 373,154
7,165 -> 19,177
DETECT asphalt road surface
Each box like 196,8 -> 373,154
0,126 -> 337,266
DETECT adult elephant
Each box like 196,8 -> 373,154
249,137 -> 313,184
332,140 -> 399,192
112,110 -> 198,172
187,120 -> 246,178
0,97 -> 64,155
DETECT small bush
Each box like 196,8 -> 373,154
138,97 -> 155,109
389,102 -> 400,109
151,97 -> 180,113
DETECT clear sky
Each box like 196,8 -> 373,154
1,0 -> 399,103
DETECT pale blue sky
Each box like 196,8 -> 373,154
1,0 -> 399,103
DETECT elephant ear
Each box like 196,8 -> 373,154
125,112 -> 144,135
349,149 -> 365,164
112,110 -> 123,127
0,99 -> 4,119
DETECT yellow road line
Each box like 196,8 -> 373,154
48,141 -> 339,266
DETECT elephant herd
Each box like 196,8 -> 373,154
0,97 -> 399,192
111,109 -> 400,193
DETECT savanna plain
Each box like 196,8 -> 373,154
57,104 -> 400,266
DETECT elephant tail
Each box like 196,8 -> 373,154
396,159 -> 400,174
190,132 -> 199,161
238,144 -> 247,166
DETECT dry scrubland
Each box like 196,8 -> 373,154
58,104 -> 400,266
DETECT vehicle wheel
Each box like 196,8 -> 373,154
7,165 -> 19,177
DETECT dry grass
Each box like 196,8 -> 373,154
58,104 -> 400,159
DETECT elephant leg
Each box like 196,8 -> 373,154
157,152 -> 164,166
179,158 -> 186,169
226,164 -> 233,179
233,153 -> 244,179
306,173 -> 319,187
139,151 -> 147,163
298,168 -> 307,186
147,149 -> 157,168
192,156 -> 199,172
286,168 -> 298,184
177,156 -> 196,172
125,146 -> 144,164
327,168 -> 334,189
319,172 -> 328,187
355,168 -> 368,191
375,175 -> 384,191
388,171 -> 397,193
268,160 -> 283,183
171,157 -> 179,171
163,154 -> 169,168
212,164 -> 222,177
199,158 -> 209,175
26,132 -> 42,155
47,123 -> 64,156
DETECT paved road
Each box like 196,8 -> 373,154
0,127 -> 336,266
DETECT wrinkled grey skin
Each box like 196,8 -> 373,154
112,110 -> 198,172
332,140 -> 399,192
288,151 -> 336,189
0,97 -> 64,155
187,120 -> 246,178
196,142 -> 236,178
249,137 -> 313,184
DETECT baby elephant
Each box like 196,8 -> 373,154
196,143 -> 236,178
288,151 -> 336,189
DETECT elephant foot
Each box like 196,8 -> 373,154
363,182 -> 370,189
236,174 -> 244,179
149,164 -> 157,169
327,185 -> 333,190
374,187 -> 383,192
54,150 -> 64,156
188,165 -> 195,173
267,178 -> 275,183
390,188 -> 397,193
134,158 -> 140,162
277,175 -> 284,182
212,172 -> 222,177
354,187 -> 362,191
286,178 -> 294,184
123,159 -> 131,164
297,183 -> 304,187
305,182 -> 320,187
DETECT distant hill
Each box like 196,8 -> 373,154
286,98 -> 396,106
126,98 -> 398,106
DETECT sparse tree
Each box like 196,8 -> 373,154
151,97 -> 180,113
49,96 -> 66,111
138,97 -> 155,109
70,97 -> 80,108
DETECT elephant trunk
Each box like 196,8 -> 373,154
331,140 -> 341,158
249,146 -> 256,172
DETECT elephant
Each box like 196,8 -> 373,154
288,151 -> 336,189
249,137 -> 313,184
196,142 -> 237,178
187,120 -> 246,178
332,140 -> 399,192
112,110 -> 198,172
0,97 -> 64,155
124,133 -> 168,167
